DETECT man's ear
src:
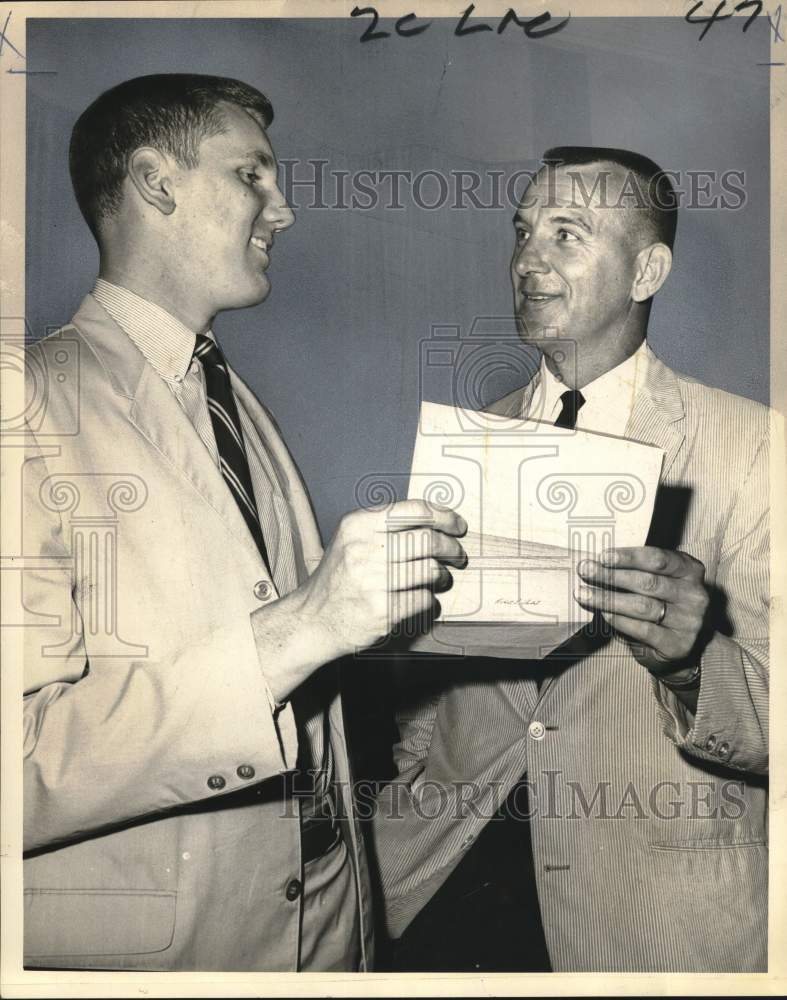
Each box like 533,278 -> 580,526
126,147 -> 176,216
631,243 -> 672,302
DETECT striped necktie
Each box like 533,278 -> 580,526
193,334 -> 271,573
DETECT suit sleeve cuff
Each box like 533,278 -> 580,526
653,631 -> 766,771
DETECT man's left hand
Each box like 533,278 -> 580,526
575,546 -> 710,677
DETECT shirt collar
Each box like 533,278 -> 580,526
92,278 -> 214,384
535,356 -> 570,422
581,338 -> 649,412
535,339 -> 650,435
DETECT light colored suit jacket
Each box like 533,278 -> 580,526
22,294 -> 373,970
372,347 -> 769,972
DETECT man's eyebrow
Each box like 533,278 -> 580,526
550,213 -> 593,234
237,149 -> 277,169
513,212 -> 530,226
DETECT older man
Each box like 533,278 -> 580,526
373,147 -> 769,972
21,73 -> 466,971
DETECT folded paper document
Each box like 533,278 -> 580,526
406,401 -> 664,658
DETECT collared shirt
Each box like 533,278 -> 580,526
93,278 -> 292,579
92,278 -> 333,811
529,339 -> 650,437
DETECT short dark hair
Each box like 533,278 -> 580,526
69,73 -> 274,237
541,146 -> 678,250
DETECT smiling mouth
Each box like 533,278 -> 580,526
250,236 -> 271,269
520,291 -> 560,307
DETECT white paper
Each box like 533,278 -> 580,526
406,402 -> 664,658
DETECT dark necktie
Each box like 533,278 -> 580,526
194,334 -> 271,573
553,388 -> 586,429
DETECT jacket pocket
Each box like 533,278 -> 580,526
24,889 -> 176,957
650,837 -> 766,850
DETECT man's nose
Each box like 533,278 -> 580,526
265,190 -> 295,232
513,239 -> 548,277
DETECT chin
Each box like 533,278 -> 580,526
227,277 -> 272,311
515,312 -> 547,341
252,280 -> 272,305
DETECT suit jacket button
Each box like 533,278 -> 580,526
705,734 -> 717,752
254,580 -> 273,601
207,774 -> 226,791
285,878 -> 303,901
237,764 -> 256,780
528,721 -> 545,740
717,741 -> 730,760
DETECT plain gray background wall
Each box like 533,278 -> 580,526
26,17 -> 770,539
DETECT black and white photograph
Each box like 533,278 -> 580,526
0,1 -> 784,995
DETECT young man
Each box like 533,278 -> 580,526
21,74 -> 466,971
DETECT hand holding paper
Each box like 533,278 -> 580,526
576,546 -> 710,682
407,401 -> 665,658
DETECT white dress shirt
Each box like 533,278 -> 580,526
530,339 -> 650,436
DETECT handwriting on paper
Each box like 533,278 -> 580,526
350,4 -> 570,43
684,0 -> 763,40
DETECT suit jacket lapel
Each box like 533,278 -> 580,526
71,294 -> 267,574
229,368 -> 323,586
624,346 -> 686,480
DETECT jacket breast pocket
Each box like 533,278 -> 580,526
24,889 -> 176,958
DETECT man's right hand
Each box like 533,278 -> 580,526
250,500 -> 467,703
